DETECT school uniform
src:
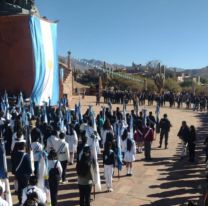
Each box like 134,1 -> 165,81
103,149 -> 115,191
48,160 -> 62,206
21,185 -> 46,205
46,135 -> 59,153
143,126 -> 154,160
11,134 -> 26,152
85,126 -> 101,156
31,142 -> 43,176
11,151 -> 32,204
56,139 -> 70,182
124,139 -> 136,163
134,129 -> 143,153
65,130 -> 78,164
101,128 -> 114,147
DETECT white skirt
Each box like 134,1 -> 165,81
124,151 -> 135,162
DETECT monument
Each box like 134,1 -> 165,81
0,0 -> 40,16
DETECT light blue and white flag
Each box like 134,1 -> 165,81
30,16 -> 59,106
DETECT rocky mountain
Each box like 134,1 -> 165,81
59,55 -> 208,78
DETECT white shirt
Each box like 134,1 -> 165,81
0,197 -> 8,206
31,142 -> 43,161
21,185 -> 46,205
65,130 -> 78,152
56,139 -> 70,162
46,135 -> 59,153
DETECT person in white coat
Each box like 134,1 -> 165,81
65,125 -> 78,165
57,132 -> 70,183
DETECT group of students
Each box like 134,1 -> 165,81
0,92 -> 202,206
0,92 -> 165,206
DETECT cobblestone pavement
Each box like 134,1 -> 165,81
11,96 -> 207,206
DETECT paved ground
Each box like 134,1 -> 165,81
11,96 -> 207,206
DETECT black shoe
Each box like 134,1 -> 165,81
165,146 -> 168,149
158,145 -> 161,148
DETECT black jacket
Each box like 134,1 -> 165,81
103,149 -> 115,166
11,151 -> 32,176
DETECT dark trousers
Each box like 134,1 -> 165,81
188,143 -> 195,161
144,141 -> 151,160
16,174 -> 30,204
160,131 -> 169,146
49,177 -> 59,206
60,160 -> 68,181
78,184 -> 92,206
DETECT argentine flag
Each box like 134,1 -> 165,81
30,16 -> 59,106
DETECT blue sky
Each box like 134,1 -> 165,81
36,0 -> 208,69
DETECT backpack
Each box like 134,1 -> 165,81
49,161 -> 61,181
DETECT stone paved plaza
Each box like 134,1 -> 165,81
11,96 -> 207,206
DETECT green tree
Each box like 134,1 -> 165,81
164,79 -> 181,92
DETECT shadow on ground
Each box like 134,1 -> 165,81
140,113 -> 208,206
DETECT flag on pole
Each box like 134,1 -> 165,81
130,115 -> 134,139
155,103 -> 160,133
142,109 -> 147,127
91,137 -> 101,191
115,122 -> 123,171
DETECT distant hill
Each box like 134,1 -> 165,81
183,66 -> 208,77
59,55 -> 208,78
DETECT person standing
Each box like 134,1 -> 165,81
76,145 -> 93,206
188,125 -> 196,162
48,150 -> 62,206
158,114 -> 171,149
103,141 -> 115,192
177,121 -> 190,158
143,123 -> 154,161
65,124 -> 78,165
124,137 -> 136,176
57,132 -> 70,183
11,142 -> 32,205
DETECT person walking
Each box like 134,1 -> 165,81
177,121 -> 190,159
65,124 -> 78,165
57,132 -> 70,183
188,125 -> 196,162
76,145 -> 93,206
158,114 -> 171,149
11,142 -> 32,205
48,149 -> 62,206
103,141 -> 115,192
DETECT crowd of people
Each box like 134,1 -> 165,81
103,90 -> 208,111
0,91 -> 204,206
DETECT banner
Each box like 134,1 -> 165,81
30,16 -> 59,106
